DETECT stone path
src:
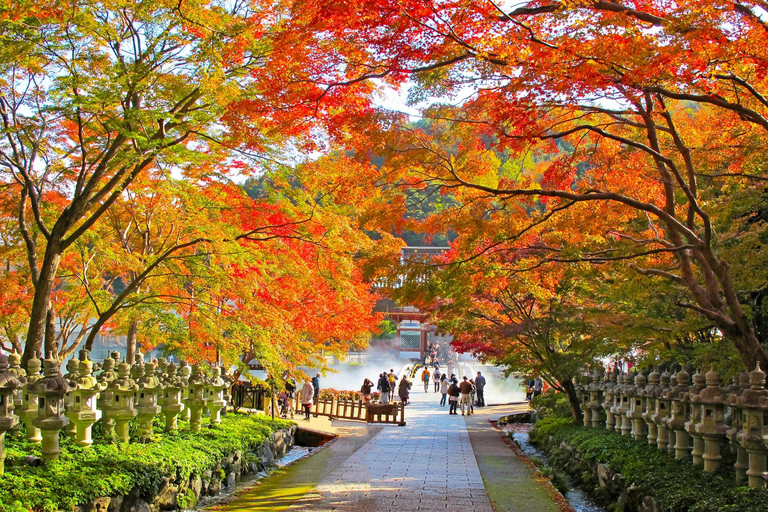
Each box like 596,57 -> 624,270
286,391 -> 499,512
217,385 -> 563,512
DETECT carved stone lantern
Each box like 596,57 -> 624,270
221,366 -> 233,418
0,353 -> 21,474
587,371 -> 604,428
62,356 -> 80,437
727,371 -> 751,482
206,367 -> 227,425
7,351 -> 26,417
616,372 -> 634,436
575,375 -> 591,427
31,355 -> 71,460
665,369 -> 691,460
19,355 -> 42,443
96,356 -> 119,438
733,364 -> 768,487
651,372 -> 672,451
135,362 -> 163,440
65,354 -> 104,447
107,362 -> 138,443
601,372 -> 617,431
184,365 -> 207,432
628,373 -> 647,442
642,369 -> 661,446
160,362 -> 184,431
692,369 -> 729,472
178,361 -> 192,421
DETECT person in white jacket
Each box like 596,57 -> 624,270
300,379 -> 314,420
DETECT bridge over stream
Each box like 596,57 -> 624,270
214,388 -> 563,512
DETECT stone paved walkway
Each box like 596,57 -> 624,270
286,390 -> 494,512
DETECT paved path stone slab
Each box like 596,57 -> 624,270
287,388 -> 494,512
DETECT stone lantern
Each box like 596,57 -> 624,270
733,364 -> 768,487
642,369 -> 661,446
66,353 -> 105,447
184,364 -> 207,432
62,356 -> 80,437
586,371 -> 604,428
0,353 -> 21,474
178,361 -> 192,421
628,373 -> 647,442
601,372 -> 617,431
206,366 -> 227,425
19,355 -> 43,443
160,362 -> 184,431
221,366 -> 233,417
7,351 -> 26,416
96,356 -> 119,438
107,362 -> 138,443
665,369 -> 691,460
615,372 -> 634,436
575,375 -> 591,427
685,369 -> 707,465
135,362 -> 163,440
692,369 -> 729,472
651,372 -> 672,451
31,355 -> 70,460
726,372 -> 750,482
156,358 -> 168,380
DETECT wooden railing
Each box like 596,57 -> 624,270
293,396 -> 406,426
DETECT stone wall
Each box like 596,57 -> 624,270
74,426 -> 296,512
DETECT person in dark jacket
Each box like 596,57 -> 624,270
378,372 -> 391,404
398,375 -> 412,405
361,378 -> 374,403
447,379 -> 461,415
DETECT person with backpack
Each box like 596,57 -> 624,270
447,378 -> 461,415
421,367 -> 431,392
388,369 -> 396,389
433,367 -> 441,392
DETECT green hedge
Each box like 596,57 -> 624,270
530,417 -> 768,512
1,413 -> 292,512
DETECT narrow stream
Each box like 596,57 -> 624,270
502,424 -> 606,512
191,444 -> 317,511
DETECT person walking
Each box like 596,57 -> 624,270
311,374 -> 321,404
398,374 -> 411,405
300,378 -> 314,420
379,372 -> 391,404
447,378 -> 460,415
475,371 -> 486,407
433,367 -> 441,392
468,379 -> 476,415
533,377 -> 543,398
361,378 -> 374,403
388,369 -> 397,390
421,366 -> 431,392
439,374 -> 449,406
459,376 -> 473,415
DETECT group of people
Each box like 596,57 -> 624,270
524,376 -> 543,401
370,369 -> 412,405
422,366 -> 486,415
278,372 -> 321,420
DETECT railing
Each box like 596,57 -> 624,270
292,395 -> 406,426
230,382 -> 267,412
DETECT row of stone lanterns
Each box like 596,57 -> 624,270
0,350 -> 234,472
575,364 -> 768,488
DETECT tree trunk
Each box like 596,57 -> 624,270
22,247 -> 62,367
560,379 -> 583,424
126,319 -> 138,364
44,307 -> 57,360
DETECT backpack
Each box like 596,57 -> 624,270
388,373 -> 395,385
